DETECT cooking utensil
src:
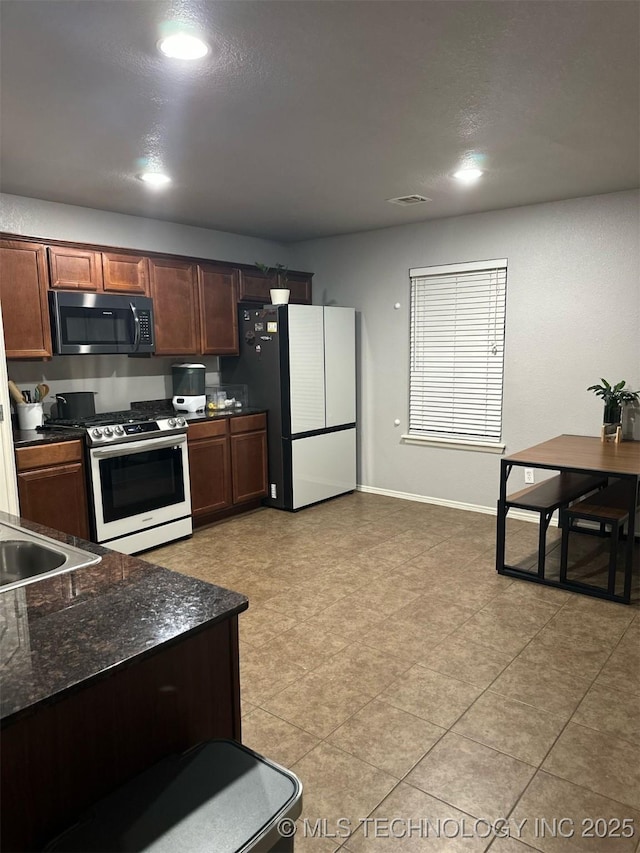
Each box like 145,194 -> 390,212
8,381 -> 26,406
22,390 -> 31,403
36,383 -> 50,401
55,392 -> 97,420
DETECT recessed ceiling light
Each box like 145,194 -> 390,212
453,168 -> 484,183
158,33 -> 209,60
138,171 -> 171,186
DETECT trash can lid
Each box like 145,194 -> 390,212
46,740 -> 303,853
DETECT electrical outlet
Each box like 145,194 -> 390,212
524,468 -> 535,484
270,483 -> 277,499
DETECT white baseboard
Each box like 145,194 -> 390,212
356,483 -> 547,525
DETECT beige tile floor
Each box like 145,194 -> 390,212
146,492 -> 640,852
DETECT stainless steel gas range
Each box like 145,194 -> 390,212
44,411 -> 192,554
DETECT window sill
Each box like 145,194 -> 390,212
401,434 -> 505,453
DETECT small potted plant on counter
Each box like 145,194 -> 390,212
588,378 -> 639,442
255,261 -> 290,304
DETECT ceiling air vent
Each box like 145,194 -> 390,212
387,194 -> 432,206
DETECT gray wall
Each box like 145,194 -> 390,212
289,190 -> 640,509
0,193 -> 291,265
1,193 -> 295,413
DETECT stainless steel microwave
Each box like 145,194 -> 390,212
49,291 -> 155,355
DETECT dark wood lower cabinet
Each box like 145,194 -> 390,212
15,440 -> 90,540
188,414 -> 268,527
1,617 -> 242,852
231,429 -> 268,504
188,422 -> 232,518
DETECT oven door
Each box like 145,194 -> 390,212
89,434 -> 191,546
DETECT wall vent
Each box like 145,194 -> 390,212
387,194 -> 431,206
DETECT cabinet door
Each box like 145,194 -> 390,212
149,258 -> 199,355
230,430 -> 268,504
102,252 -> 148,294
198,264 -> 239,355
0,239 -> 53,358
283,272 -> 313,304
48,246 -> 103,290
238,271 -> 271,303
188,435 -> 232,517
17,462 -> 90,539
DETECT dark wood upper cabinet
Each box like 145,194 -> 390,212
238,270 -> 271,303
286,272 -> 313,304
238,269 -> 312,304
149,258 -> 199,355
198,264 -> 239,355
48,246 -> 103,291
102,252 -> 149,294
0,239 -> 53,358
1,232 -> 313,358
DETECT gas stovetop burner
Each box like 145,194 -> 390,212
41,410 -> 188,445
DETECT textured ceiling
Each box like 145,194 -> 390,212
1,0 -> 638,242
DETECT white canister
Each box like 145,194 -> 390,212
16,403 -> 44,430
270,288 -> 290,305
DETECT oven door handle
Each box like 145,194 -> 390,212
91,435 -> 187,459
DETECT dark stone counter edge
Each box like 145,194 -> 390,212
1,597 -> 248,729
0,511 -> 249,726
12,407 -> 268,448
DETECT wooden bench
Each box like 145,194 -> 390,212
560,479 -> 633,595
503,472 -> 608,578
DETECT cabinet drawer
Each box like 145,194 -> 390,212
229,414 -> 266,434
16,440 -> 83,471
187,419 -> 229,441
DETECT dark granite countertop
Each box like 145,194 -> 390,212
0,511 -> 248,726
12,426 -> 86,448
131,399 -> 267,424
13,406 -> 267,448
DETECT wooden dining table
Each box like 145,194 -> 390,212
496,434 -> 640,604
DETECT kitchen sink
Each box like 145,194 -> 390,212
0,521 -> 101,592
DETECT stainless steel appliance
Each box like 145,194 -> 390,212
49,291 -> 155,355
172,363 -> 206,413
43,411 -> 191,553
221,304 -> 357,510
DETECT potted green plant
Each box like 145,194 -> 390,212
255,262 -> 290,304
587,378 -> 640,424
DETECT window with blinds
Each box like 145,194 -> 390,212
409,259 -> 507,445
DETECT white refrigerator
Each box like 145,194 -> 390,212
221,304 -> 356,510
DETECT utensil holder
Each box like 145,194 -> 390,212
16,403 -> 44,430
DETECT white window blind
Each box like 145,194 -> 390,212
409,259 -> 507,443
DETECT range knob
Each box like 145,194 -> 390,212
114,425 -> 125,436
176,417 -> 186,427
92,428 -> 103,438
103,427 -> 113,437
168,418 -> 177,428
